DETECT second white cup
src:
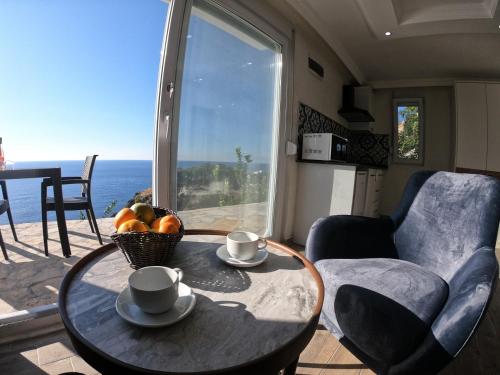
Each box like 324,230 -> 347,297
226,231 -> 267,261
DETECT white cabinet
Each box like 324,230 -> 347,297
293,163 -> 384,245
293,163 -> 357,245
455,81 -> 500,172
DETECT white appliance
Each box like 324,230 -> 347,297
302,133 -> 332,161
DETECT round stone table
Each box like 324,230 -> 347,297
59,230 -> 324,375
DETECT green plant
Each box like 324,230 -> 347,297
234,146 -> 252,191
397,106 -> 420,160
103,199 -> 118,218
143,146 -> 269,211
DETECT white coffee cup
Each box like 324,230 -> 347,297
226,231 -> 267,261
128,266 -> 183,314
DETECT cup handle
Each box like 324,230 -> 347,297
173,267 -> 184,282
257,238 -> 267,249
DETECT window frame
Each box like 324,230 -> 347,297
392,98 -> 425,165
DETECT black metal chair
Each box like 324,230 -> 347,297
41,155 -> 102,256
0,180 -> 18,260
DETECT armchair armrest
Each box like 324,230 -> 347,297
305,215 -> 398,263
386,248 -> 498,374
430,247 -> 498,357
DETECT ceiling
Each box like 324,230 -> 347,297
286,0 -> 500,84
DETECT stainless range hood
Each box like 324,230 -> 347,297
338,86 -> 375,123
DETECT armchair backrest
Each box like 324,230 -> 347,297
392,171 -> 500,281
81,155 -> 98,196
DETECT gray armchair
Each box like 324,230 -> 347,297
306,171 -> 500,375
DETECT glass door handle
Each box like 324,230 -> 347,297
166,82 -> 174,98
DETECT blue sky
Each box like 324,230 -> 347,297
0,0 -> 280,164
177,8 -> 279,163
0,0 -> 167,161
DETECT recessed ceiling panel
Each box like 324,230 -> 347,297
285,0 -> 500,82
393,0 -> 499,25
355,0 -> 500,39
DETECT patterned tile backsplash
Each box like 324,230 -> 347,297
298,102 -> 351,139
298,102 -> 389,167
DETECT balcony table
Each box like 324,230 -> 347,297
59,229 -> 324,375
0,168 -> 71,257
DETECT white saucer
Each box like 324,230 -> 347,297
115,283 -> 196,328
216,245 -> 268,268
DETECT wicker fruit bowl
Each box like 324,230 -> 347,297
111,207 -> 184,270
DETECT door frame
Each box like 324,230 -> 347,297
153,0 -> 292,240
153,0 -> 187,209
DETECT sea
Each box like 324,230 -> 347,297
0,159 -> 265,225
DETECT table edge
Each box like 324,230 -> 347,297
58,229 -> 325,374
0,168 -> 62,178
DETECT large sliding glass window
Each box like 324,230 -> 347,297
156,0 -> 286,237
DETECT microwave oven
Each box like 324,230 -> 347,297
302,133 -> 348,161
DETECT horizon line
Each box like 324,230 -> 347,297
10,159 -> 270,163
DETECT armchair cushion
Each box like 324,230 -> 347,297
316,258 -> 448,364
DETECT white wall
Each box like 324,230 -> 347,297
286,18 -> 354,240
253,0 -> 355,240
372,86 -> 455,214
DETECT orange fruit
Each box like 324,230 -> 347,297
158,222 -> 178,234
161,214 -> 181,230
151,215 -> 181,233
117,219 -> 149,233
151,217 -> 162,232
113,208 -> 136,229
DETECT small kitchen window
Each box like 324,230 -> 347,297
393,98 -> 424,165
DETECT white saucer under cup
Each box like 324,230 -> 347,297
115,283 -> 196,328
216,245 -> 268,268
